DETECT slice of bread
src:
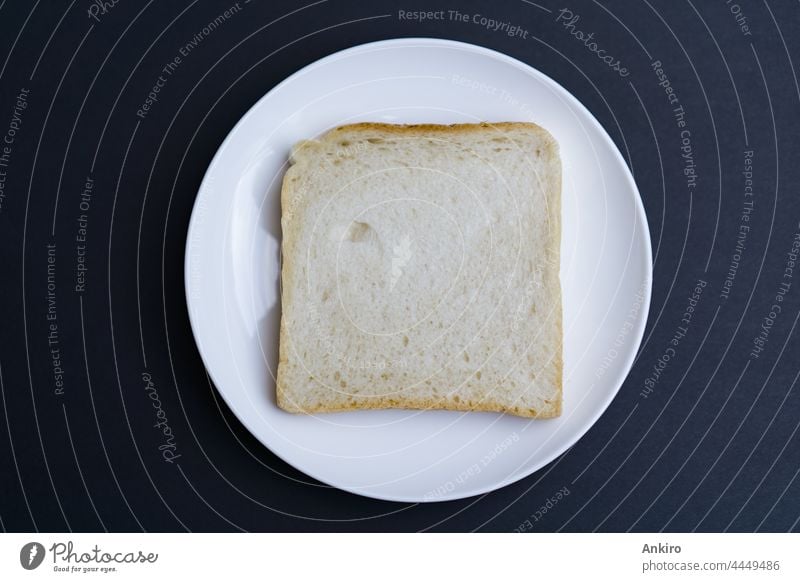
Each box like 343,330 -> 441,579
277,122 -> 561,418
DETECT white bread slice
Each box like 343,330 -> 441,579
277,122 -> 561,418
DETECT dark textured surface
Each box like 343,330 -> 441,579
0,0 -> 799,532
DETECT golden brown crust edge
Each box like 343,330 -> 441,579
276,160 -> 304,411
319,121 -> 557,145
550,134 -> 564,418
278,393 -> 561,418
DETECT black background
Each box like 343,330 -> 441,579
1,0 -> 799,532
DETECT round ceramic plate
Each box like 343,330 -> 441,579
185,38 -> 652,502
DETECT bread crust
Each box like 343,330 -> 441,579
277,122 -> 561,418
325,120 -> 555,137
278,394 -> 559,418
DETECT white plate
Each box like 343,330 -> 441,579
185,38 -> 652,502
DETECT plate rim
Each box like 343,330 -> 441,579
184,37 -> 654,502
